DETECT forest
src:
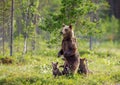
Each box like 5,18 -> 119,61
0,0 -> 120,85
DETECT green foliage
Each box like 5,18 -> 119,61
39,0 -> 102,38
60,0 -> 81,24
14,0 -> 40,37
100,16 -> 119,41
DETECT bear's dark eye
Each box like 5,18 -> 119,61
65,29 -> 68,32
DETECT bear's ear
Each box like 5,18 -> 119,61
83,58 -> 87,61
56,62 -> 58,65
62,23 -> 65,27
69,24 -> 72,29
83,58 -> 85,60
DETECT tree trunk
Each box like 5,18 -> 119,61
31,39 -> 35,50
108,0 -> 120,19
10,0 -> 14,56
117,20 -> 120,41
23,34 -> 27,54
89,36 -> 92,50
23,1 -> 29,54
31,15 -> 37,51
2,1 -> 5,56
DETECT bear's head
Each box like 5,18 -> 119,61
80,58 -> 87,65
60,24 -> 74,39
52,62 -> 58,70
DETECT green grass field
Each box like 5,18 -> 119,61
0,42 -> 120,85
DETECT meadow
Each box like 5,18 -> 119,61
0,0 -> 120,85
0,41 -> 120,85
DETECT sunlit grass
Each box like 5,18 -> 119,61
0,42 -> 120,85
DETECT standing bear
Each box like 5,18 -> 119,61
58,24 -> 80,74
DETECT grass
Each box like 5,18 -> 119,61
0,42 -> 120,85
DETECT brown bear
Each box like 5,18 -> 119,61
58,24 -> 80,74
78,58 -> 89,74
52,62 -> 62,77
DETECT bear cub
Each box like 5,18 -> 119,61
59,58 -> 70,75
52,62 -> 62,77
78,58 -> 89,74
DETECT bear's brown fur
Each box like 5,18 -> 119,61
58,24 -> 80,74
59,58 -> 70,75
78,58 -> 89,74
52,62 -> 62,77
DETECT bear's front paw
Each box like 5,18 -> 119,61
58,52 -> 61,57
64,52 -> 69,57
